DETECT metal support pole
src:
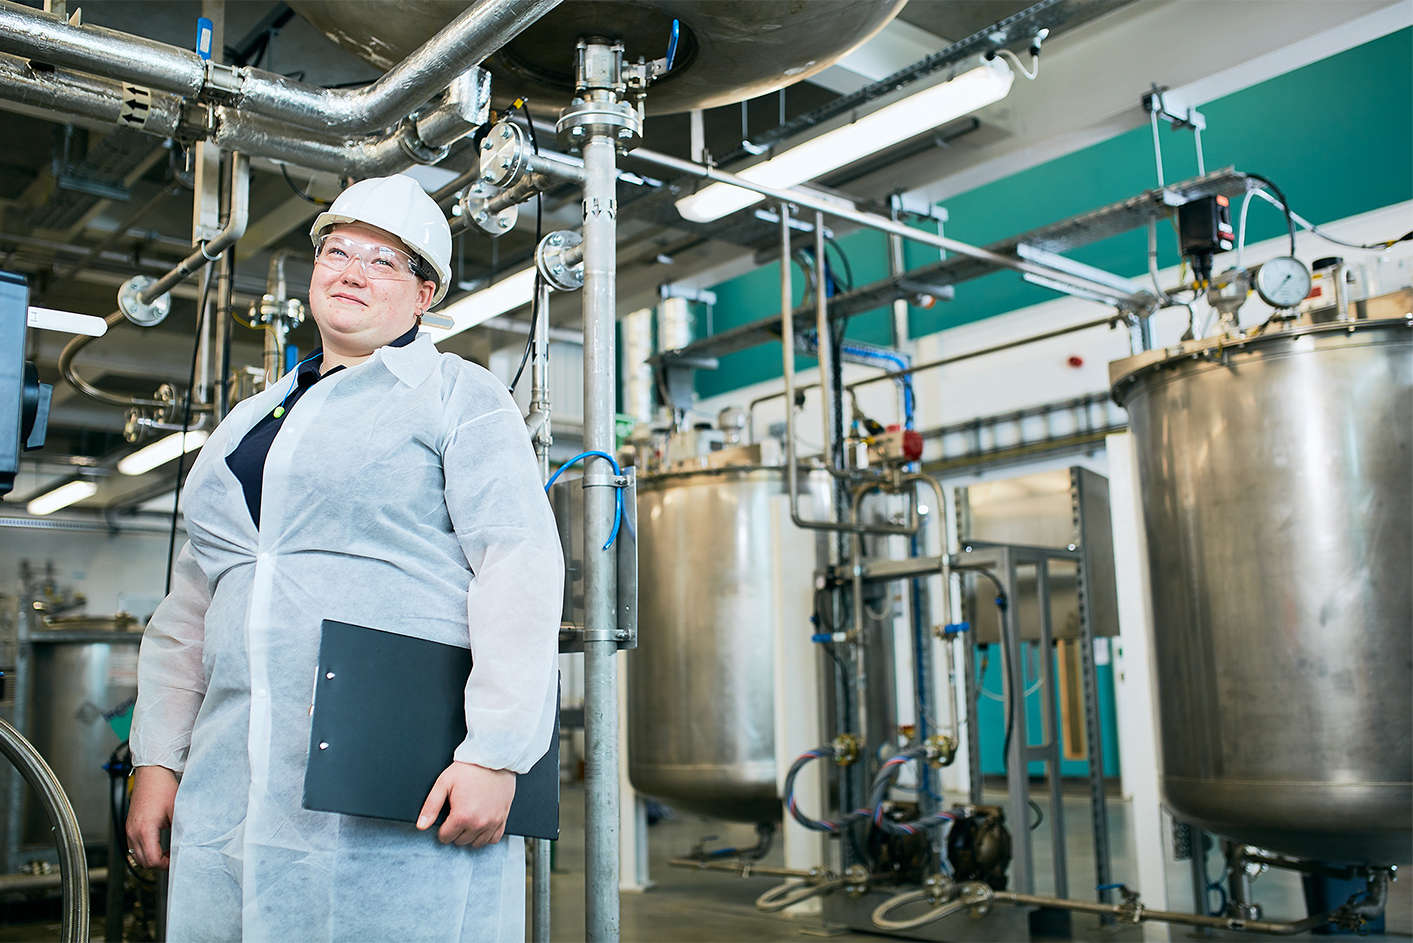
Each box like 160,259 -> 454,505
998,550 -> 1032,894
813,212 -> 833,471
580,130 -> 620,943
1074,495 -> 1114,907
1036,563 -> 1068,898
529,278 -> 553,942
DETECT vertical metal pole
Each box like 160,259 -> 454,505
1073,490 -> 1113,906
999,550 -> 1032,894
213,160 -> 234,419
581,130 -> 620,943
813,212 -> 832,466
1036,561 -> 1068,898
530,279 -> 553,943
887,198 -> 909,350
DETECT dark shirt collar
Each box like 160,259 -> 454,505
300,325 -> 420,384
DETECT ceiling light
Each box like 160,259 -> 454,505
423,266 -> 538,343
675,57 -> 1015,224
117,430 -> 209,476
27,479 -> 98,516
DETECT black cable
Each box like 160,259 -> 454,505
508,98 -> 543,395
1242,173 -> 1297,256
280,165 -> 325,206
165,269 -> 212,594
823,236 -> 855,293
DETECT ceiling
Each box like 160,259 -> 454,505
5,0 -> 1391,516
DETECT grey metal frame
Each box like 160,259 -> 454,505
855,541 -> 1112,902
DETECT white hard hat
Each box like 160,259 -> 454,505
310,174 -> 453,306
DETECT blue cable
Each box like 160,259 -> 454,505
545,450 -> 623,551
271,352 -> 321,418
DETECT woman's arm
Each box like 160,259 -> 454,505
130,540 -> 211,773
127,540 -> 211,866
441,400 -> 564,775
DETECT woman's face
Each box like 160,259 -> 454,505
308,222 -> 435,356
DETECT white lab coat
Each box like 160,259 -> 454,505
130,335 -> 563,941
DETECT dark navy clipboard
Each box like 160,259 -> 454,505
303,618 -> 560,840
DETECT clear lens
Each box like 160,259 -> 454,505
315,234 -> 417,280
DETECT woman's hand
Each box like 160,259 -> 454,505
126,765 -> 179,869
416,761 -> 516,847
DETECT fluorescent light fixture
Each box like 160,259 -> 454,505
117,430 -> 209,476
423,266 -> 538,343
27,480 -> 98,516
675,57 -> 1015,223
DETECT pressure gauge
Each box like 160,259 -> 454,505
1254,256 -> 1312,309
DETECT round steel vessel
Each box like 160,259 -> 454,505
629,464 -> 829,822
291,0 -> 905,115
23,619 -> 141,847
1111,305 -> 1412,864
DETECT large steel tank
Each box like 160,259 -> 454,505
291,0 -> 906,115
1110,296 -> 1412,864
22,617 -> 141,847
628,444 -> 830,822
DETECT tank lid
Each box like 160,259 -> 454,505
1109,292 -> 1411,399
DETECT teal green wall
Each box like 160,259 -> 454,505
695,28 -> 1413,400
975,643 -> 1122,779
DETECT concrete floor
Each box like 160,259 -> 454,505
541,783 -> 1413,942
0,782 -> 1408,940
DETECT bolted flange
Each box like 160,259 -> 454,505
536,229 -> 585,292
479,119 -> 529,189
458,181 -> 517,236
117,275 -> 171,327
556,98 -> 643,153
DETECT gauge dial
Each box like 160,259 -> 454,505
1255,256 -> 1312,308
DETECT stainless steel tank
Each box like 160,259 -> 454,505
22,617 -> 141,848
628,447 -> 831,822
1110,296 -> 1412,865
291,0 -> 906,115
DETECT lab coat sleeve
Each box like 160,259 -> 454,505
443,401 -> 564,774
130,541 -> 211,773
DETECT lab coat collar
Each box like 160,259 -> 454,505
376,333 -> 440,388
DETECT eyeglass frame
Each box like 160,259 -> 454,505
313,232 -> 427,282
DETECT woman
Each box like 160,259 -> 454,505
126,174 -> 563,941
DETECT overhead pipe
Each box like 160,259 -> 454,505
0,52 -> 486,178
55,183 -> 181,282
58,153 -> 249,411
0,0 -> 561,135
629,147 -> 1154,311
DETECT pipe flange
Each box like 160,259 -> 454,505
458,181 -> 517,236
118,275 -> 171,327
556,99 -> 642,152
479,120 -> 529,189
536,230 -> 584,291
396,118 -> 451,166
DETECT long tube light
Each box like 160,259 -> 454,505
675,57 -> 1015,224
423,265 -> 537,343
26,480 -> 98,516
117,429 -> 209,476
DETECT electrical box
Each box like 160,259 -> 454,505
1,271 -> 52,498
1177,194 -> 1234,283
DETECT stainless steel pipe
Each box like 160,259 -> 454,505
0,716 -> 89,943
629,147 -> 1148,308
57,153 -> 248,410
0,0 -> 561,135
580,132 -> 621,943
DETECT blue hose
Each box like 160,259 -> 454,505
545,450 -> 623,551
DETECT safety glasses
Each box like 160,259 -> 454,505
314,233 -> 420,281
